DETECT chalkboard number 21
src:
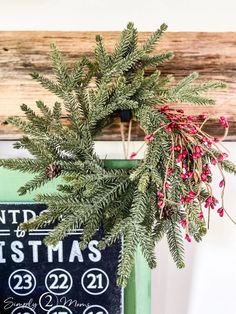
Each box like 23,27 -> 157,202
87,273 -> 103,289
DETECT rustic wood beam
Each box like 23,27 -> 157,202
0,31 -> 236,140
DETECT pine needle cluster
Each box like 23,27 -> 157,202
1,22 -> 236,287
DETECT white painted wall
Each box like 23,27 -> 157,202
0,0 -> 236,31
1,1 -> 236,313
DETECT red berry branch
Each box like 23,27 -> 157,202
130,105 -> 234,242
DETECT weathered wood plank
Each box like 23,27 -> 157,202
0,31 -> 236,140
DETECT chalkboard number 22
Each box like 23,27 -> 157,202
49,273 -> 69,290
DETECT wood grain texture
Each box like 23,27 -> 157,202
0,31 -> 236,140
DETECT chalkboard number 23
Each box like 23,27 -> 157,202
13,274 -> 33,290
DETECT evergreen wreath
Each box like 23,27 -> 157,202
1,23 -> 236,287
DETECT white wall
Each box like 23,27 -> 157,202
0,0 -> 236,31
1,1 -> 236,314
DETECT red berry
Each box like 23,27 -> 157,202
164,182 -> 170,189
180,219 -> 187,228
199,112 -> 208,120
185,233 -> 191,242
211,158 -> 217,165
219,116 -> 229,128
199,211 -> 204,220
156,191 -> 164,198
145,134 -> 154,142
219,180 -> 225,188
129,152 -> 137,159
188,191 -> 197,198
217,207 -> 224,217
218,153 -> 228,161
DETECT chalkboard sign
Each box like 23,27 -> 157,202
0,203 -> 123,314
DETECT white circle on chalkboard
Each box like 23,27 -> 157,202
47,305 -> 73,314
8,269 -> 36,296
81,268 -> 109,295
39,291 -> 59,311
83,305 -> 109,314
11,306 -> 36,314
45,268 -> 73,295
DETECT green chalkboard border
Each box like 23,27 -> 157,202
0,168 -> 151,314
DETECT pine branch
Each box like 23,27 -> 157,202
112,22 -> 138,62
36,100 -> 52,119
31,72 -> 62,96
79,213 -> 101,249
7,116 -> 35,134
0,158 -> 45,173
52,102 -> 62,127
171,72 -> 199,93
107,49 -> 145,77
117,225 -> 138,287
166,220 -> 185,268
138,225 -> 157,268
220,160 -> 236,175
153,220 -> 169,242
130,190 -> 149,223
17,173 -> 51,195
98,218 -> 131,250
138,173 -> 150,193
20,103 -> 49,131
188,206 -> 207,242
50,43 -> 70,88
142,23 -> 168,53
95,35 -> 111,74
14,136 -> 54,161
20,197 -> 77,230
44,216 -> 82,246
187,81 -> 226,93
70,57 -> 90,86
141,51 -> 174,67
